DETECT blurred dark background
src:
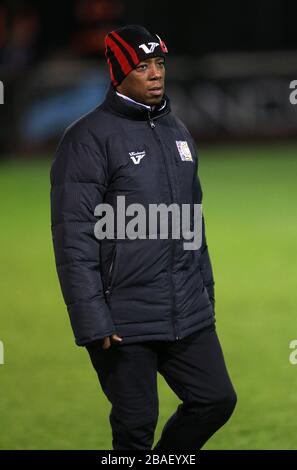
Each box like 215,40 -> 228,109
0,0 -> 297,155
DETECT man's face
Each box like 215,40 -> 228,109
116,57 -> 165,106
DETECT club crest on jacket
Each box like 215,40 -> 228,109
176,141 -> 193,162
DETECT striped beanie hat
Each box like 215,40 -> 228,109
105,25 -> 168,87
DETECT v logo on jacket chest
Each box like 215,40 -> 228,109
129,150 -> 146,165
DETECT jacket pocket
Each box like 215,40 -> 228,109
105,243 -> 119,297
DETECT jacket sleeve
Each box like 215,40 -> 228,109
192,148 -> 215,314
50,140 -> 116,346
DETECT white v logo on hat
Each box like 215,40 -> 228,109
139,42 -> 160,54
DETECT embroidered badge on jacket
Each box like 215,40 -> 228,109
129,150 -> 146,165
175,141 -> 193,162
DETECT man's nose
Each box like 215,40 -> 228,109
148,64 -> 162,80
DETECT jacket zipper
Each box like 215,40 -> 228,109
148,111 -> 180,340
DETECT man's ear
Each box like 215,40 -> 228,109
116,80 -> 126,93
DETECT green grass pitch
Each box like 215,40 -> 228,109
0,143 -> 296,449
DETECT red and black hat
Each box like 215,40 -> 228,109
104,24 -> 168,87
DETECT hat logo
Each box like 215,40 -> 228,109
139,42 -> 160,54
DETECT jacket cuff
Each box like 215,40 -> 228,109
67,299 -> 116,346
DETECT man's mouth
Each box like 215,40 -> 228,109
148,87 -> 163,96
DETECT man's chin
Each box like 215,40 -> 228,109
145,94 -> 164,106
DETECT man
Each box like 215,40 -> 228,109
50,25 -> 237,450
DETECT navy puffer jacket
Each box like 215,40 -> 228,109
50,86 -> 215,346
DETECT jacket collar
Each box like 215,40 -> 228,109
102,85 -> 171,121
115,91 -> 152,110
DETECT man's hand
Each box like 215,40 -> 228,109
102,334 -> 122,350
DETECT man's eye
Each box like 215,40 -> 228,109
137,65 -> 147,71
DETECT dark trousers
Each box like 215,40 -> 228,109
86,324 -> 237,450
